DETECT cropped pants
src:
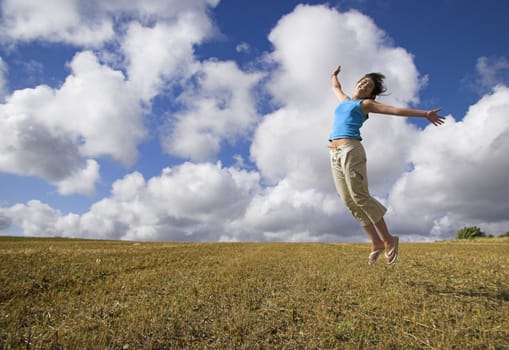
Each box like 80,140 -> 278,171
329,140 -> 386,227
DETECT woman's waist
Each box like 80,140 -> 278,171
329,138 -> 361,149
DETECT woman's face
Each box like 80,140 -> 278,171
355,77 -> 375,98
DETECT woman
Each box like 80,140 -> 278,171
329,66 -> 444,265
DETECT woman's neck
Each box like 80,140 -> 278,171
352,92 -> 369,100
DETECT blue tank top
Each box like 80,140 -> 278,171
328,99 -> 368,141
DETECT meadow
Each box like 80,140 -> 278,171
1,237 -> 508,349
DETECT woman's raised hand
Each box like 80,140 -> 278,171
332,65 -> 341,77
426,108 -> 445,126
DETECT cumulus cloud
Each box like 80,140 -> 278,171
0,5 -> 449,240
248,5 -> 509,240
163,60 -> 263,161
0,0 -> 114,46
0,111 -> 100,195
388,85 -> 509,239
0,0 -> 219,47
162,75 -> 509,241
0,51 -> 144,194
56,159 -> 100,196
226,179 -> 354,242
1,4 -> 508,242
475,56 -> 509,92
1,162 -> 260,241
249,4 -> 425,243
253,6 -> 422,191
266,6 -> 421,109
0,0 -> 220,195
2,200 -> 73,237
121,10 -> 215,101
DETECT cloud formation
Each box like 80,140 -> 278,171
0,0 -> 219,47
1,3 -> 508,241
0,51 -> 143,194
0,0 -> 219,194
388,85 -> 509,238
163,60 -> 263,161
475,56 -> 509,93
3,162 -> 260,241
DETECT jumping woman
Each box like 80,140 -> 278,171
329,66 -> 445,265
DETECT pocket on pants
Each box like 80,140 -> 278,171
351,170 -> 364,181
347,156 -> 369,195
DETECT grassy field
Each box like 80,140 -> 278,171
1,237 -> 508,349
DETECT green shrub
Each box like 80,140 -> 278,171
499,231 -> 509,238
456,226 -> 486,240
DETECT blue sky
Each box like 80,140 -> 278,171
1,0 -> 508,242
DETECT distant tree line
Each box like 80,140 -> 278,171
456,226 -> 509,240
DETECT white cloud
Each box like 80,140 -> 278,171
475,56 -> 509,91
2,4 -> 509,242
266,6 -> 421,109
163,60 -> 263,161
1,162 -> 261,241
252,5 -> 423,197
0,0 -> 222,195
56,159 -> 100,196
388,85 -> 509,239
2,200 -> 72,237
235,42 -> 250,54
226,178 -> 355,242
121,10 -> 215,101
0,107 -> 96,192
96,0 -> 220,23
56,51 -> 146,165
251,6 -> 420,191
0,51 -> 144,194
59,51 -> 146,165
249,5 -> 509,240
0,0 -> 114,46
0,0 -> 220,47
0,82 -> 509,241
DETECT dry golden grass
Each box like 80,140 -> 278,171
1,237 -> 508,349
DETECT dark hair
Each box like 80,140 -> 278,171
361,72 -> 387,100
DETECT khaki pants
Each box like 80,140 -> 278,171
330,140 -> 386,227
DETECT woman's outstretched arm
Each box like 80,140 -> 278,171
362,99 -> 445,126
